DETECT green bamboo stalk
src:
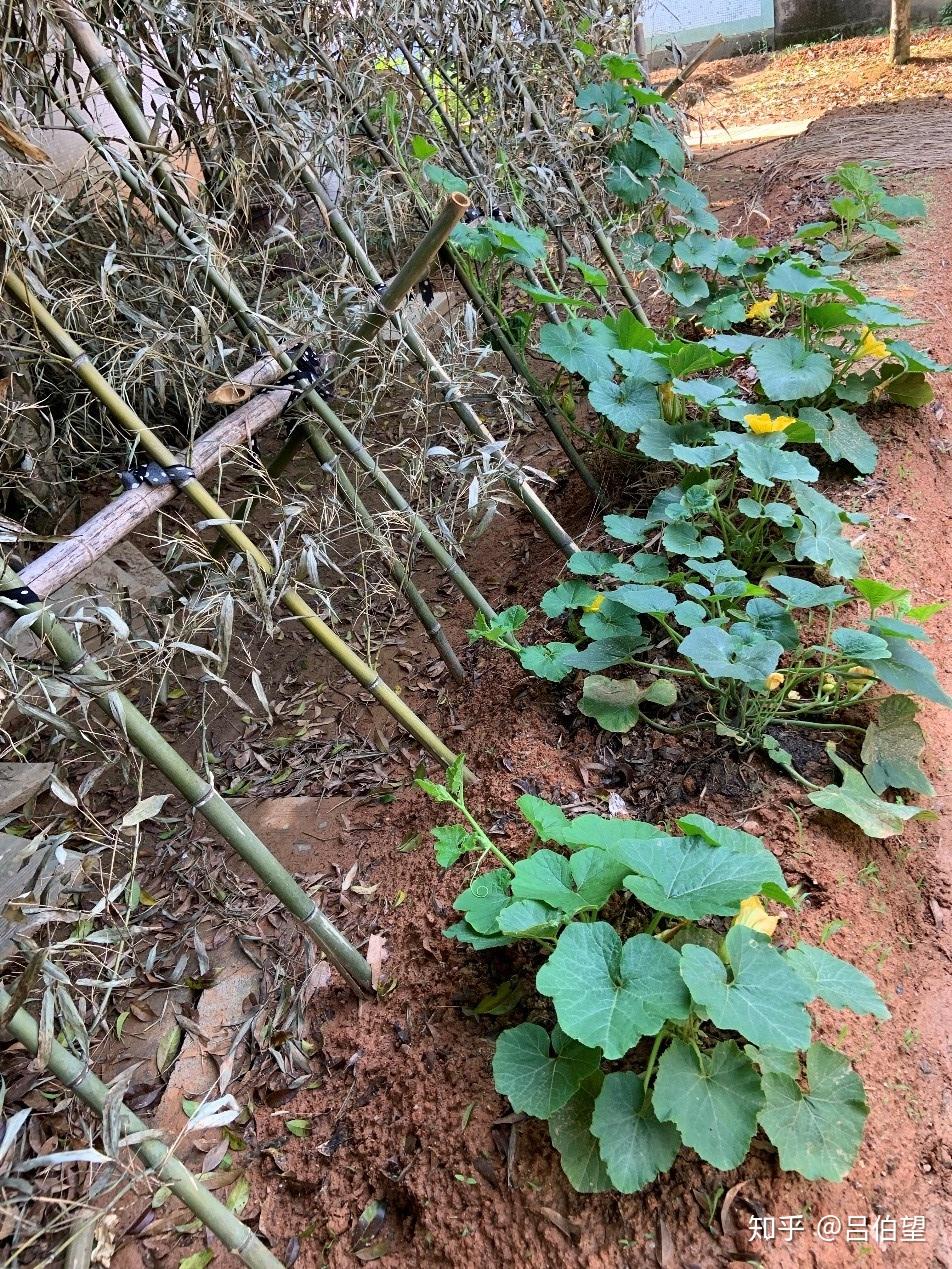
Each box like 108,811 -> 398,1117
312,48 -> 600,504
0,985 -> 284,1267
3,272 -> 463,774
47,90 -> 498,634
219,37 -> 581,555
0,561 -> 371,991
491,44 -> 650,325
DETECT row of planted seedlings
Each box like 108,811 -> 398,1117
399,51 -> 948,1194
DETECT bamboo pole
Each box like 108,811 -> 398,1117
660,33 -> 725,101
0,985 -> 285,1268
218,37 -> 581,553
311,51 -> 600,504
0,562 -> 371,991
46,74 -> 502,625
493,45 -> 650,325
3,272 -> 463,772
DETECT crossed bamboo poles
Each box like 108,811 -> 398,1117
0,981 -> 283,1268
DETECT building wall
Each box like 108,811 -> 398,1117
643,0 -> 942,53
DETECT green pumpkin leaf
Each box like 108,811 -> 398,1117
518,642 -> 578,683
661,173 -> 719,230
745,597 -> 800,651
621,837 -> 785,919
679,622 -> 783,686
610,583 -> 677,614
752,337 -> 834,401
516,796 -> 663,852
732,436 -> 819,488
630,118 -> 685,171
493,1023 -> 601,1118
861,695 -> 935,796
496,898 -> 562,938
808,744 -> 935,838
591,1071 -> 681,1192
831,627 -> 891,660
885,369 -> 934,406
452,868 -> 512,933
791,482 -> 864,579
758,1043 -> 869,1181
663,270 -> 710,307
511,850 -> 590,915
578,674 -> 678,733
653,1039 -> 764,1169
540,580 -> 599,617
548,1079 -> 612,1193
785,943 -> 890,1019
680,926 -> 814,1051
539,320 -> 615,382
870,636 -> 952,707
569,848 -> 633,908
433,824 -> 480,868
443,921 -> 514,949
581,599 -> 645,640
536,923 -> 689,1059
589,376 -> 663,432
768,575 -> 850,609
563,635 -> 647,671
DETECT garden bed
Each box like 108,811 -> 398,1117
118,151 -> 952,1269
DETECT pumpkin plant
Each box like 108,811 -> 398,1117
417,766 -> 889,1193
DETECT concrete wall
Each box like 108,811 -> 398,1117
644,0 -> 943,53
774,0 -> 941,44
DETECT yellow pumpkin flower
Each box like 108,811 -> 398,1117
745,292 -> 779,322
821,673 -> 837,693
733,896 -> 779,938
856,328 -> 889,360
583,593 -> 605,614
765,671 -> 784,692
744,413 -> 797,435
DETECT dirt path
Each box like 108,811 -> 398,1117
205,161 -> 952,1267
671,27 -> 952,137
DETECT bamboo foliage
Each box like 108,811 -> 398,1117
0,984 -> 286,1268
3,270 -> 465,772
0,559 -> 373,992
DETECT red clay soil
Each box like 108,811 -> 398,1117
189,167 -> 952,1267
666,27 -> 952,133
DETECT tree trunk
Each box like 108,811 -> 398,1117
890,0 -> 912,65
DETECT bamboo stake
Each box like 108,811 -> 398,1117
0,562 -> 372,991
661,33 -> 725,101
0,985 -> 285,1268
219,38 -> 581,554
0,372 -> 298,632
311,51 -> 600,503
493,45 -> 650,325
3,272 -> 463,772
46,73 -> 501,626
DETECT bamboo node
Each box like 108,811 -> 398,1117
193,784 -> 216,810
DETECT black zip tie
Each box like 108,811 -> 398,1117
273,345 -> 335,428
120,460 -> 194,492
0,585 -> 39,607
